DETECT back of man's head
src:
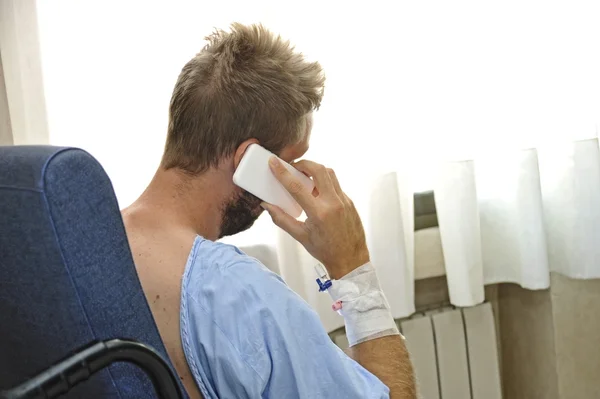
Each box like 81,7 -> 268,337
162,23 -> 325,174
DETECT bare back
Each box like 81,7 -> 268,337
121,205 -> 203,399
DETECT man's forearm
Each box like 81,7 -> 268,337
330,263 -> 417,398
346,335 -> 416,398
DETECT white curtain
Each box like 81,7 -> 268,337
435,137 -> 600,307
10,0 -> 597,332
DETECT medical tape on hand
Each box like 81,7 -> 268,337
327,263 -> 400,346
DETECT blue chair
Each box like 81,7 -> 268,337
0,146 -> 189,398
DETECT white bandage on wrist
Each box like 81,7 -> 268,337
327,263 -> 400,346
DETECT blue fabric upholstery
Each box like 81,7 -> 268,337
0,146 -> 188,398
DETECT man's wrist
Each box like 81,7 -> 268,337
327,262 -> 399,346
325,252 -> 370,280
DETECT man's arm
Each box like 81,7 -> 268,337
263,158 -> 417,398
346,336 -> 416,398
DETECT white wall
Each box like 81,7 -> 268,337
0,53 -> 13,145
33,1 -> 600,210
0,0 -> 49,145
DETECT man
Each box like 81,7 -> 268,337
122,23 -> 415,398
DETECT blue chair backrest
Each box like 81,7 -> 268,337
0,146 -> 188,398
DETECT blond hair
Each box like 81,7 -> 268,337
162,23 -> 325,173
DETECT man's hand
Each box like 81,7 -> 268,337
262,158 -> 369,279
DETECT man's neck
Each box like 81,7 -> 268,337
130,167 -> 231,241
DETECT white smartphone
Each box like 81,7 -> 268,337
233,144 -> 314,218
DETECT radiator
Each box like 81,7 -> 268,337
331,302 -> 502,399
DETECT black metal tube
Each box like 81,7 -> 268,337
0,339 -> 183,399
99,339 -> 183,399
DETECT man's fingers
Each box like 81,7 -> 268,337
292,160 -> 335,197
261,202 -> 307,242
327,168 -> 344,198
269,157 -> 316,213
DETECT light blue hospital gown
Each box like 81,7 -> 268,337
180,236 -> 390,398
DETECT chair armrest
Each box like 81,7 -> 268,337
0,339 -> 183,399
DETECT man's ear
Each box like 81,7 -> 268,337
233,138 -> 260,170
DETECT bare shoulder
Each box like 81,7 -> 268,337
121,205 -> 196,282
121,205 -> 204,399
